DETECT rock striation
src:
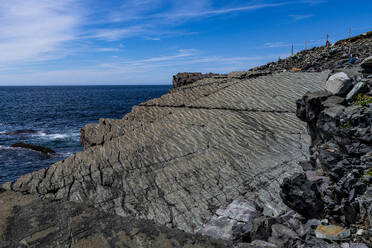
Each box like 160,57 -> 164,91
0,190 -> 230,248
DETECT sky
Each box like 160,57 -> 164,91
0,0 -> 371,85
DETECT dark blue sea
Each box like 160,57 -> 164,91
0,85 -> 170,185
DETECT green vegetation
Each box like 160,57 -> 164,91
339,120 -> 352,129
361,168 -> 372,180
353,93 -> 372,106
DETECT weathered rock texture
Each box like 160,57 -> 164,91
3,71 -> 329,234
0,190 -> 230,248
172,72 -> 219,88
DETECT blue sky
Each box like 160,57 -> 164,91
0,0 -> 371,85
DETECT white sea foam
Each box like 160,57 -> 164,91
35,132 -> 79,140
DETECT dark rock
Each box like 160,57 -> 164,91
341,201 -> 360,225
172,72 -> 217,88
250,216 -> 278,241
296,91 -> 332,122
361,56 -> 372,69
10,142 -> 55,154
280,173 -> 324,219
3,129 -> 38,136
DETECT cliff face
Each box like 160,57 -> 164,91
3,71 -> 328,234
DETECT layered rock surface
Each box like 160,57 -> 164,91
0,190 -> 229,248
3,71 -> 328,234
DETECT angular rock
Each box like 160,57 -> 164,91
315,225 -> 350,241
268,224 -> 299,247
280,173 -> 324,219
326,72 -> 353,95
200,199 -> 260,241
346,82 -> 369,102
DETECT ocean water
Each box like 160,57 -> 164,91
0,85 -> 170,185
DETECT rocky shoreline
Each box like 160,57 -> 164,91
1,33 -> 371,247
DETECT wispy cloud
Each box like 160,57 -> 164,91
289,14 -> 313,21
0,0 -> 81,63
96,48 -> 120,52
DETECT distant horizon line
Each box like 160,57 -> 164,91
0,84 -> 172,87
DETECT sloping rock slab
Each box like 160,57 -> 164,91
0,191 -> 230,248
4,71 -> 328,233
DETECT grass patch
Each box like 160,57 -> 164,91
353,93 -> 372,107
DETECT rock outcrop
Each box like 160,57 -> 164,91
2,71 -> 329,235
172,72 -> 219,88
1,32 -> 372,247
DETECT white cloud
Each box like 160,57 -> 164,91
96,48 -> 120,52
0,0 -> 81,63
289,14 -> 313,21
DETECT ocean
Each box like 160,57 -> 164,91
0,85 -> 170,185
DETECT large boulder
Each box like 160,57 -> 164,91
326,72 -> 353,95
280,173 -> 324,219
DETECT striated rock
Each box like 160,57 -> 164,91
326,72 -> 353,95
0,191 -> 230,248
10,142 -> 55,154
315,225 -> 351,241
280,173 -> 324,219
4,71 -> 328,234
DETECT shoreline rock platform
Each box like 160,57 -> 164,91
1,32 -> 371,247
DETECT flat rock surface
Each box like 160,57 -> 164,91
4,71 -> 328,233
0,190 -> 230,248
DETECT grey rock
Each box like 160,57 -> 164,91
326,72 -> 353,95
268,224 -> 299,247
200,199 -> 260,240
236,240 -> 278,248
346,82 -> 369,102
349,243 -> 369,248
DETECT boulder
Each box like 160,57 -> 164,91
199,199 -> 260,241
280,173 -> 325,219
345,82 -> 369,102
326,72 -> 353,95
361,56 -> 372,69
10,142 -> 55,154
315,225 -> 350,241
